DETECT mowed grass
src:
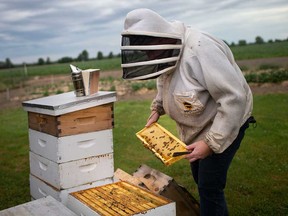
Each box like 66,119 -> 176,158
230,41 -> 288,60
0,109 -> 30,209
0,94 -> 288,215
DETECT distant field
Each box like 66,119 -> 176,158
0,41 -> 287,78
0,41 -> 287,92
0,58 -> 121,91
230,41 -> 288,60
0,58 -> 121,78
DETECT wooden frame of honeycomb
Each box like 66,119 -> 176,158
136,123 -> 187,166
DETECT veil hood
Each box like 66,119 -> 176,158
121,8 -> 185,80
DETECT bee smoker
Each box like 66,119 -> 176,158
71,69 -> 85,97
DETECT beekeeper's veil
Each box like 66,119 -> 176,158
121,8 -> 185,80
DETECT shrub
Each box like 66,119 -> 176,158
259,64 -> 279,70
245,73 -> 258,83
239,65 -> 249,71
130,80 -> 157,92
144,80 -> 156,90
245,69 -> 288,83
56,90 -> 64,94
131,83 -> 143,91
109,85 -> 116,91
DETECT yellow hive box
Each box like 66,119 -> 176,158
136,123 -> 187,166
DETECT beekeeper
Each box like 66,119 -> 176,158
121,8 -> 255,215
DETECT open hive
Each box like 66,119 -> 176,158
136,123 -> 187,166
69,181 -> 174,216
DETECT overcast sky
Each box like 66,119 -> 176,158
1,0 -> 287,64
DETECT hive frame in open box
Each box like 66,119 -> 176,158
67,181 -> 176,216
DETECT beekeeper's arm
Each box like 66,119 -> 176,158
146,76 -> 165,127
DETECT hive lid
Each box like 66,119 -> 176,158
22,91 -> 116,115
136,123 -> 187,166
70,181 -> 172,216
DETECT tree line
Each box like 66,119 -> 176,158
0,50 -> 121,69
1,36 -> 287,69
228,36 -> 287,47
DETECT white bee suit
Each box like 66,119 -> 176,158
121,8 -> 253,153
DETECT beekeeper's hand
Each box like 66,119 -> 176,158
185,140 -> 213,162
145,110 -> 159,127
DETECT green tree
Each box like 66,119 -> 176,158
97,51 -> 103,60
108,52 -> 114,59
46,57 -> 51,64
5,58 -> 13,68
77,50 -> 89,61
255,36 -> 264,44
0,61 -> 6,69
58,56 -> 73,63
238,40 -> 247,46
38,58 -> 45,65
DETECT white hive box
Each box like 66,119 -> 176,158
67,181 -> 176,216
30,151 -> 114,189
30,174 -> 113,205
23,91 -> 117,204
29,129 -> 113,163
0,196 -> 77,216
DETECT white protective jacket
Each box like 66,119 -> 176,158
122,9 -> 253,153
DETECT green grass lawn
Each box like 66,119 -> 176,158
230,41 -> 288,60
0,94 -> 288,215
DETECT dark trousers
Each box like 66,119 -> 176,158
190,119 -> 251,216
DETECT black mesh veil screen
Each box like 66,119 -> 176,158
122,35 -> 181,46
121,35 -> 181,80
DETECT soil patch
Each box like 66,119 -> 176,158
237,57 -> 288,70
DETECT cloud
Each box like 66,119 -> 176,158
0,0 -> 287,64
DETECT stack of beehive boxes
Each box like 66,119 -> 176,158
22,91 -> 117,205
